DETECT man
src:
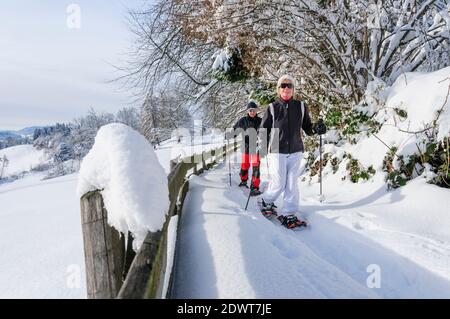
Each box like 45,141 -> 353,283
233,101 -> 262,196
258,75 -> 326,228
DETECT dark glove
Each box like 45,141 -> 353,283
314,119 -> 327,135
225,130 -> 236,140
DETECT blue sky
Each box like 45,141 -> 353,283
0,0 -> 148,130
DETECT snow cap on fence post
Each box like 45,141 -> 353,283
77,123 -> 169,250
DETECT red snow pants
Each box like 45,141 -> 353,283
240,153 -> 261,189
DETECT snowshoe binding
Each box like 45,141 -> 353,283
258,198 -> 278,219
249,187 -> 262,197
238,181 -> 249,188
277,214 -> 308,229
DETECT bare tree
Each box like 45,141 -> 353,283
116,107 -> 141,132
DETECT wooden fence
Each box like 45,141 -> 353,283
79,139 -> 239,299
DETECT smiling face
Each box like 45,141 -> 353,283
278,81 -> 294,101
248,109 -> 257,117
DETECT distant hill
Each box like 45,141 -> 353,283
0,126 -> 44,139
0,131 -> 21,139
16,126 -> 44,137
0,126 -> 44,150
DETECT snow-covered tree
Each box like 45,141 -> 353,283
0,135 -> 31,150
115,107 -> 141,132
141,91 -> 193,143
70,108 -> 115,155
125,0 -> 450,126
54,143 -> 73,163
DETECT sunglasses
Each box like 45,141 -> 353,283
248,109 -> 258,112
279,83 -> 293,89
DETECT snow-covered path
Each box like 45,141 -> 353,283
172,157 -> 450,298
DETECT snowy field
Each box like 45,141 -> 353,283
0,173 -> 85,298
0,145 -> 46,177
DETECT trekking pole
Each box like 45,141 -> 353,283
226,135 -> 232,187
244,182 -> 252,210
319,133 -> 324,203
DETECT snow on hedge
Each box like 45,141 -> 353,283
384,66 -> 450,142
344,66 -> 450,171
212,49 -> 231,72
77,123 -> 169,249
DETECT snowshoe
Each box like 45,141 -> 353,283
249,188 -> 262,197
257,198 -> 278,218
277,214 -> 308,229
257,198 -> 277,211
238,181 -> 249,188
261,210 -> 278,220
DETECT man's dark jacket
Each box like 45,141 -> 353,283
233,115 -> 262,154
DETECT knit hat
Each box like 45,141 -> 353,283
246,101 -> 259,110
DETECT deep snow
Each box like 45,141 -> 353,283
0,145 -> 46,178
0,173 -> 86,298
0,134 -> 225,298
1,132 -> 449,298
171,67 -> 450,298
172,157 -> 450,298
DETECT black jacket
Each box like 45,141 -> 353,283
260,99 -> 315,154
233,114 -> 262,154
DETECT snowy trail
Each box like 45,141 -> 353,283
172,157 -> 450,298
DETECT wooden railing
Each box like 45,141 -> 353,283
79,139 -> 239,299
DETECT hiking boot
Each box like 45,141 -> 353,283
278,214 -> 307,229
257,198 -> 277,212
238,181 -> 248,188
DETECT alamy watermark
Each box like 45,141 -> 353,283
66,4 -> 81,29
366,264 -> 381,289
66,264 -> 82,289
166,120 -> 280,165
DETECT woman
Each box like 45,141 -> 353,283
258,75 -> 326,228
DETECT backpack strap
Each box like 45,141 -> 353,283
301,101 -> 305,128
267,103 -> 275,153
269,102 -> 275,128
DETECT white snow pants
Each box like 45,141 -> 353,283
262,152 -> 302,214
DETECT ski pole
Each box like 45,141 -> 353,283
227,137 -> 232,187
244,183 -> 252,211
319,133 -> 324,203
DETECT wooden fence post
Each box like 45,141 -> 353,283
80,191 -> 125,299
122,231 -> 136,281
117,230 -> 164,299
80,140 -> 241,299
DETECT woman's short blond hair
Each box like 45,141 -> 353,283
276,74 -> 296,97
